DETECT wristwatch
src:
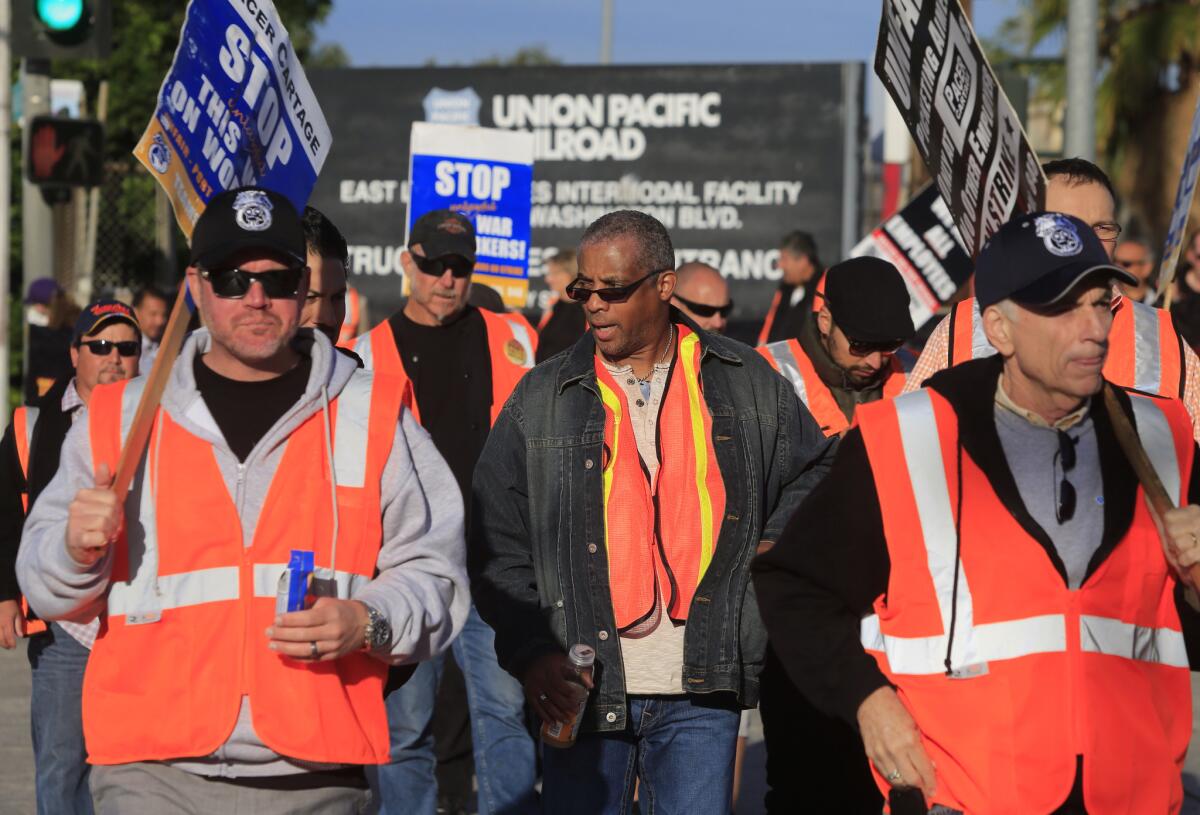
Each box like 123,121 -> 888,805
361,604 -> 391,652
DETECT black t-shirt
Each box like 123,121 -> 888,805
193,355 -> 312,462
388,307 -> 492,513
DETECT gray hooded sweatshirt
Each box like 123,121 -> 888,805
18,328 -> 469,777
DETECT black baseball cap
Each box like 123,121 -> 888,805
189,186 -> 306,270
409,209 -> 476,262
822,257 -> 916,343
976,212 -> 1136,310
72,299 -> 141,344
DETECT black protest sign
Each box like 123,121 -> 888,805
850,184 -> 972,331
875,0 -> 1044,256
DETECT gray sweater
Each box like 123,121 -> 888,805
17,328 -> 469,776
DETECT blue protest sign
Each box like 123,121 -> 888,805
133,0 -> 331,238
407,123 -> 535,308
1157,97 -> 1200,297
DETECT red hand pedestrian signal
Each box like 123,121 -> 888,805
31,123 -> 66,180
25,117 -> 103,187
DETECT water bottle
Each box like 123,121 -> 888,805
541,644 -> 596,748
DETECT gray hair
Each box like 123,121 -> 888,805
579,210 -> 675,273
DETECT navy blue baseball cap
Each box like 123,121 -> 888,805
975,212 -> 1136,310
72,299 -> 141,344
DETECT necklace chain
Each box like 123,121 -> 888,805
637,324 -> 674,383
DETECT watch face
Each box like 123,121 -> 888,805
369,609 -> 391,649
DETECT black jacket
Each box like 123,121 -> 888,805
752,355 -> 1200,727
0,378 -> 76,602
470,311 -> 835,731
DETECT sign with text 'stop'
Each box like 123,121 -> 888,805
875,0 -> 1044,257
408,123 -> 535,309
133,0 -> 331,239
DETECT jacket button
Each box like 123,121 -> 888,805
598,630 -> 609,641
584,458 -> 594,469
587,543 -> 598,554
606,712 -> 617,723
555,599 -> 564,608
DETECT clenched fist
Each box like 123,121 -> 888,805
66,463 -> 122,566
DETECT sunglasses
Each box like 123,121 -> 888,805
565,270 -> 663,304
1115,257 -> 1148,269
673,294 -> 734,319
200,266 -> 304,299
77,339 -> 140,358
412,253 -> 474,279
1054,430 -> 1077,524
847,337 -> 905,357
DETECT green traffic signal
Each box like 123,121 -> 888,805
35,0 -> 85,32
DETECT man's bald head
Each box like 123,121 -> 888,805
673,262 -> 732,333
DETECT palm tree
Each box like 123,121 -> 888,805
998,0 -> 1200,242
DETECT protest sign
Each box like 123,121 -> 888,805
850,184 -> 972,332
1156,94 -> 1200,299
407,122 -> 535,308
876,0 -> 1044,256
133,0 -> 331,238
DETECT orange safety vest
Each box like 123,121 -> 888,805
81,371 -> 404,766
756,290 -> 783,346
757,338 -> 906,437
594,326 -> 726,631
856,388 -> 1193,814
11,407 -> 47,635
947,297 -> 1186,398
338,287 -> 362,348
353,308 -> 537,426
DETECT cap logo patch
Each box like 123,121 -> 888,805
233,190 -> 273,232
1034,214 -> 1082,258
438,217 -> 467,234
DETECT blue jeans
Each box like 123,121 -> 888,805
28,622 -> 93,815
541,696 -> 740,815
378,605 -> 536,815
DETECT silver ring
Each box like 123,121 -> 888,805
310,641 -> 319,660
538,693 -> 549,702
886,769 -> 903,784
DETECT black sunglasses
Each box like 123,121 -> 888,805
413,253 -> 474,279
77,339 -> 140,358
565,270 -> 664,304
673,294 -> 734,319
1054,430 -> 1077,524
847,337 -> 905,357
200,266 -> 304,299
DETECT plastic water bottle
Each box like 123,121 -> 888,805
541,644 -> 596,748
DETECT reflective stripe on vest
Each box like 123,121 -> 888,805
1131,300 -> 1163,393
761,341 -> 809,406
861,389 -> 1188,675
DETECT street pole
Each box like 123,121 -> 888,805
0,0 -> 10,423
1065,0 -> 1097,160
600,0 -> 613,65
21,59 -> 54,286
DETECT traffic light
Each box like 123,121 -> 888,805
14,0 -> 112,59
25,116 -> 104,187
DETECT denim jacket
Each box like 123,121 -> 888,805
469,313 -> 835,733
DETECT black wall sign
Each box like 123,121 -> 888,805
307,63 -> 863,338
